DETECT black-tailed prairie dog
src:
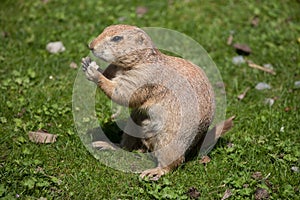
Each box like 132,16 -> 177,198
82,24 -> 233,180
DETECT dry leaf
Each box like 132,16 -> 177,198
233,43 -> 252,55
200,116 -> 235,154
199,155 -> 211,164
1,31 -> 9,38
252,172 -> 263,180
219,116 -> 235,136
221,189 -> 232,200
254,188 -> 269,200
237,87 -> 250,100
251,16 -> 260,27
28,131 -> 57,143
284,107 -> 292,112
187,187 -> 200,199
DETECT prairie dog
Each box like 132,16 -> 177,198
82,24 -> 217,179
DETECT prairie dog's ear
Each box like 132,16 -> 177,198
135,31 -> 148,45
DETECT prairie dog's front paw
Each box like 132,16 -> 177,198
82,57 -> 101,83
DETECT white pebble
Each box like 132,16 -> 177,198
46,41 -> 66,54
232,56 -> 245,65
263,63 -> 273,69
295,81 -> 300,88
291,166 -> 299,173
255,82 -> 271,90
264,98 -> 274,106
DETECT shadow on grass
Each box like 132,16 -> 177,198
85,121 -> 156,173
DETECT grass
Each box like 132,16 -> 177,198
1,0 -> 300,199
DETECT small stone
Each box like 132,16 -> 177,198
294,81 -> 300,89
227,142 -> 234,148
136,6 -> 148,17
69,62 -> 78,69
46,41 -> 66,54
255,82 -> 271,90
215,81 -> 225,88
264,98 -> 274,106
117,17 -> 127,22
16,108 -> 26,118
233,43 -> 252,55
280,126 -> 284,133
263,63 -> 273,70
199,155 -> 211,164
291,166 -> 299,173
232,55 -> 245,65
284,107 -> 292,112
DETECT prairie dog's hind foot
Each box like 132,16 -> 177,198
92,141 -> 117,150
140,167 -> 170,181
81,57 -> 102,83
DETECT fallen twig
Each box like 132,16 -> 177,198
238,87 -> 250,100
227,34 -> 233,45
247,61 -> 276,75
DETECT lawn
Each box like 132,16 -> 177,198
1,0 -> 300,199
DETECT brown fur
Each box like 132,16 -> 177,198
82,24 -> 222,179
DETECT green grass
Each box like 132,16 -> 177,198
1,0 -> 300,199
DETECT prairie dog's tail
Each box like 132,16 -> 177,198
200,116 -> 235,155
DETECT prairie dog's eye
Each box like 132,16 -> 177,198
111,36 -> 123,42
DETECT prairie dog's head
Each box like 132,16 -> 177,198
89,25 -> 156,64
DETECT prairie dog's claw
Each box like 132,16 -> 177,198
81,57 -> 101,83
82,57 -> 92,72
140,167 -> 167,181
